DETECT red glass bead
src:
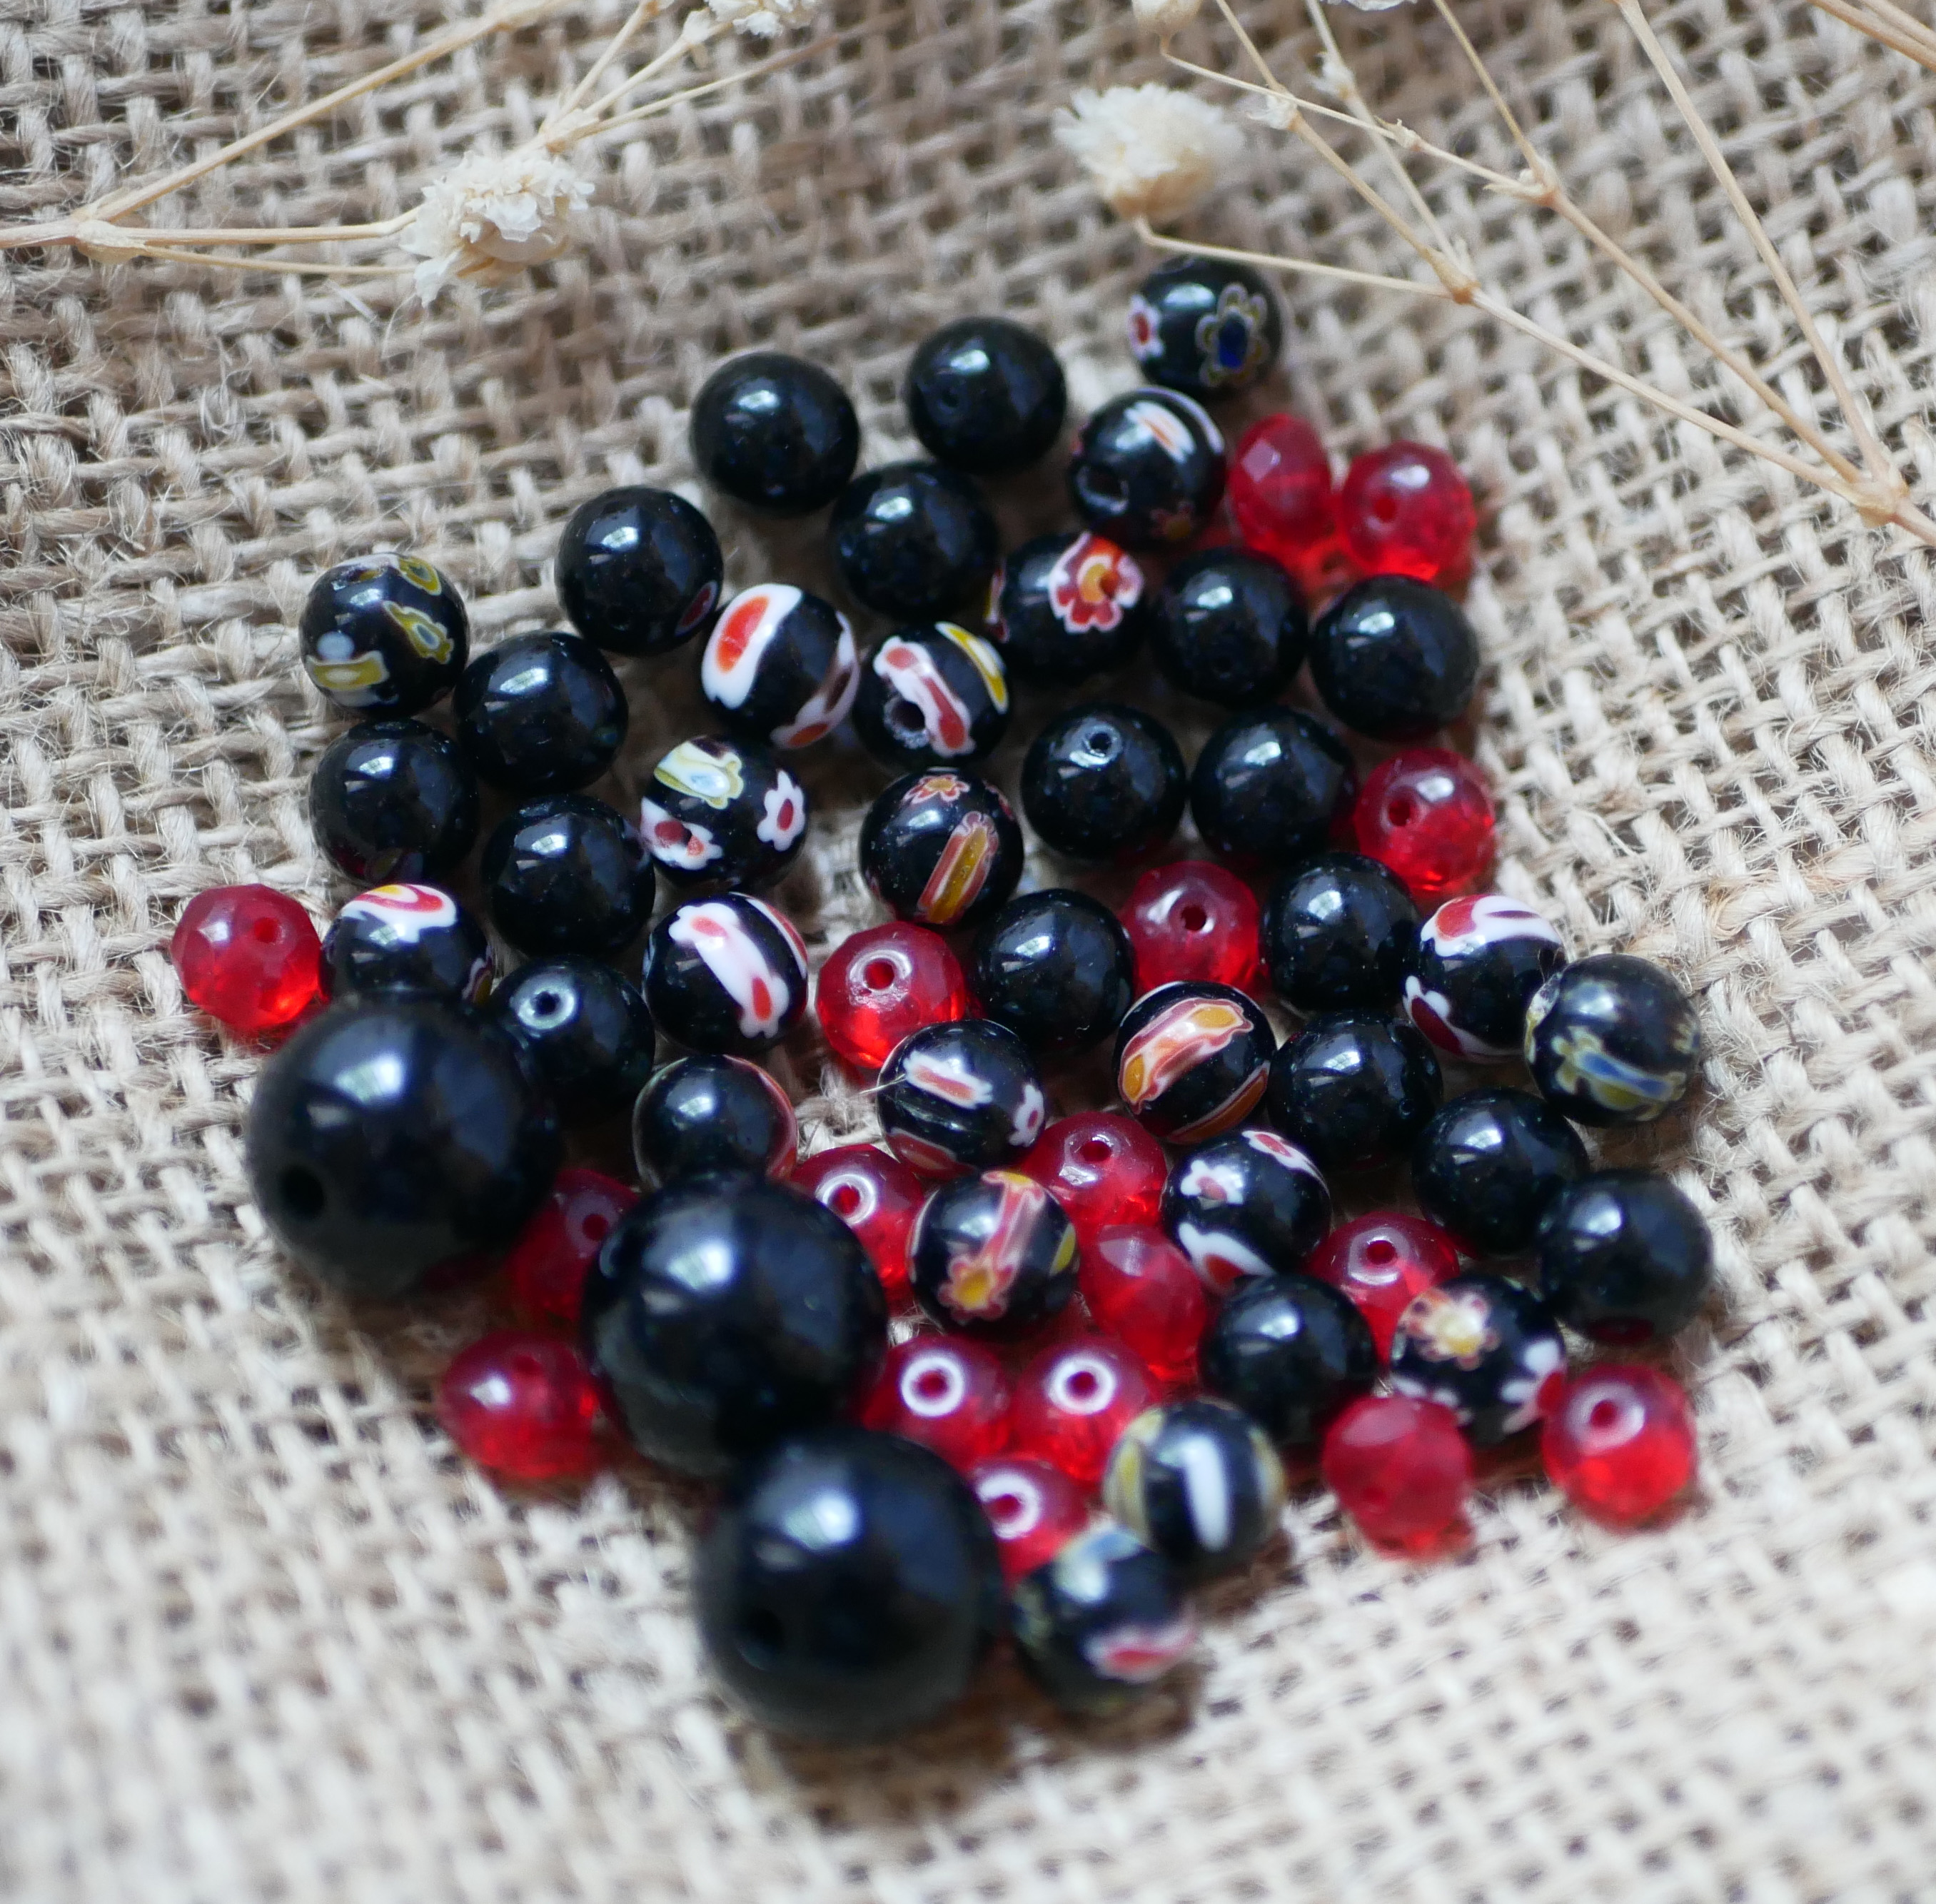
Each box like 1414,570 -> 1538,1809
1078,1224 -> 1210,1391
1007,1335 -> 1154,1490
1321,1393 -> 1473,1550
1351,748 -> 1496,903
968,1454 -> 1091,1581
504,1168 -> 638,1326
1337,441 -> 1476,585
1019,1112 -> 1166,1251
1227,414 -> 1337,592
1119,860 -> 1261,994
792,1142 -> 923,1304
816,922 -> 970,1072
171,884 -> 323,1034
1542,1364 -> 1696,1526
437,1331 -> 605,1481
1307,1211 -> 1461,1359
859,1334 -> 1012,1471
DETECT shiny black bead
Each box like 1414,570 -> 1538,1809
992,532 -> 1151,682
1263,852 -> 1420,1013
690,352 -> 859,517
1103,1398 -> 1286,1584
246,994 -> 560,1299
453,631 -> 627,793
971,890 -> 1136,1057
859,768 -> 1024,930
309,719 -> 478,884
1150,550 -> 1306,707
555,485 -> 724,658
481,794 -> 655,958
582,1174 -> 886,1476
1309,575 -> 1479,741
909,1167 -> 1078,1336
638,735 -> 807,891
299,553 -> 469,716
1161,1127 -> 1331,1290
1411,1086 -> 1588,1256
1021,703 -> 1186,865
1403,894 -> 1567,1061
320,882 -> 493,1005
879,1019 -> 1046,1178
1200,1272 -> 1377,1450
631,1054 -> 797,1188
904,316 -> 1067,475
696,1426 -> 1003,1741
1115,982 -> 1275,1146
490,955 -> 655,1119
830,462 -> 998,622
1524,952 -> 1701,1126
1128,255 -> 1282,401
700,584 -> 859,750
642,892 -> 810,1055
1189,707 -> 1355,874
1389,1273 -> 1567,1446
1267,1010 -> 1443,1173
853,623 -> 1011,768
1067,388 -> 1226,551
1535,1169 -> 1713,1342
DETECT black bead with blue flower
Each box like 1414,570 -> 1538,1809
1127,256 -> 1283,402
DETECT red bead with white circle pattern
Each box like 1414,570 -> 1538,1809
968,1455 -> 1091,1581
1541,1365 -> 1696,1525
1007,1335 -> 1154,1490
816,922 -> 971,1072
792,1143 -> 924,1304
858,1334 -> 1012,1471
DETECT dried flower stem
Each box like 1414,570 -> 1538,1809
1803,0 -> 1936,71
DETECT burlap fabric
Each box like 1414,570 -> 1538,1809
4,0 -> 1935,1893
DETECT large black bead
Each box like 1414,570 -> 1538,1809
904,316 -> 1067,475
1411,1086 -> 1588,1256
320,882 -> 493,1005
1309,575 -> 1479,741
1263,852 -> 1420,1013
582,1174 -> 886,1476
878,1019 -> 1047,1178
299,553 -> 469,716
852,623 -> 1011,768
638,735 -> 807,891
481,793 -> 655,959
1067,388 -> 1226,551
453,631 -> 627,794
1161,1127 -> 1331,1291
1021,703 -> 1186,865
1150,550 -> 1306,707
1523,952 -> 1701,1126
859,768 -> 1024,930
1189,707 -> 1356,874
1403,893 -> 1567,1061
1199,1272 -> 1378,1450
830,462 -> 998,622
1267,1009 -> 1443,1173
909,1168 -> 1078,1336
1115,982 -> 1275,1146
690,352 -> 860,517
642,892 -> 809,1056
246,995 -> 560,1299
696,1426 -> 1004,1741
555,485 -> 724,657
1128,255 -> 1283,401
1535,1169 -> 1713,1342
992,532 -> 1150,682
309,719 -> 479,884
631,1053 -> 797,1188
1102,1398 -> 1286,1584
1388,1273 -> 1567,1446
490,955 -> 656,1119
971,889 -> 1136,1057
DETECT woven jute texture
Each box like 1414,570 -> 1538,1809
5,0 -> 1936,1894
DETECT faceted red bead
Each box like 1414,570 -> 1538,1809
171,884 -> 323,1034
1019,1112 -> 1167,1251
815,922 -> 969,1072
1119,860 -> 1261,994
1321,1393 -> 1473,1550
859,1334 -> 1012,1471
792,1142 -> 923,1304
504,1168 -> 638,1326
968,1454 -> 1091,1582
1352,749 -> 1496,903
1007,1335 -> 1154,1490
1227,414 -> 1338,593
1078,1224 -> 1210,1391
1337,441 -> 1476,585
438,1331 -> 605,1481
1542,1364 -> 1696,1526
1307,1211 -> 1461,1359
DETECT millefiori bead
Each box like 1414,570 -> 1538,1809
879,1020 -> 1047,1179
1114,982 -> 1275,1146
1067,387 -> 1226,550
1161,1127 -> 1331,1293
1103,1397 -> 1286,1583
1388,1273 -> 1567,1446
641,892 -> 810,1057
992,533 -> 1149,682
1403,893 -> 1566,1061
638,735 -> 807,891
908,1167 -> 1077,1337
1128,254 -> 1281,401
320,882 -> 493,1006
700,583 -> 859,750
853,621 -> 1011,767
299,553 -> 468,716
1524,952 -> 1701,1127
859,768 -> 1024,932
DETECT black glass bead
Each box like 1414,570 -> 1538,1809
1388,1273 -> 1567,1446
690,352 -> 860,518
1199,1272 -> 1377,1450
1012,1523 -> 1197,1716
1267,1010 -> 1443,1174
320,882 -> 493,1005
1535,1169 -> 1713,1343
638,735 -> 807,891
1115,982 -> 1275,1147
642,892 -> 810,1057
1263,852 -> 1420,1014
1189,707 -> 1356,875
481,794 -> 655,959
992,532 -> 1151,682
299,553 -> 469,716
1403,893 -> 1567,1061
490,955 -> 655,1119
1161,1127 -> 1331,1291
904,316 -> 1067,475
453,631 -> 627,794
1150,550 -> 1306,707
555,485 -> 725,658
852,623 -> 1011,768
700,583 -> 859,750
697,1426 -> 1004,1742
909,1167 -> 1078,1336
971,890 -> 1136,1057
1128,255 -> 1283,401
1021,704 -> 1186,865
1411,1086 -> 1588,1256
1309,575 -> 1479,741
859,768 -> 1024,930
310,719 -> 478,884
1524,952 -> 1701,1126
631,1053 -> 797,1188
1103,1398 -> 1286,1584
1067,387 -> 1226,551
246,994 -> 560,1299
830,462 -> 998,622
582,1173 -> 887,1476
878,1019 -> 1047,1178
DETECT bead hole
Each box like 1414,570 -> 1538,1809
1178,902 -> 1209,932
913,1367 -> 952,1404
1371,492 -> 1401,525
279,1167 -> 326,1219
830,1183 -> 863,1217
885,696 -> 928,742
581,1214 -> 611,1243
1065,1369 -> 1101,1404
1386,796 -> 1417,827
1588,1398 -> 1623,1431
861,959 -> 899,992
533,989 -> 563,1016
985,1486 -> 1028,1533
1363,1239 -> 1398,1267
508,1349 -> 545,1381
1077,1137 -> 1114,1166
251,917 -> 282,945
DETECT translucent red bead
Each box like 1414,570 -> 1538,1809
1542,1364 -> 1696,1525
1078,1224 -> 1210,1391
1307,1211 -> 1461,1359
859,1334 -> 1012,1470
792,1142 -> 923,1303
1336,441 -> 1476,585
437,1331 -> 605,1481
1119,860 -> 1261,994
1227,413 -> 1337,592
1321,1393 -> 1473,1550
1351,748 -> 1496,903
171,884 -> 323,1035
1019,1112 -> 1166,1251
504,1167 -> 639,1326
815,922 -> 969,1072
969,1454 -> 1091,1581
1007,1335 -> 1154,1489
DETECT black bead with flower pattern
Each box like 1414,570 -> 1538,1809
638,735 -> 808,890
1403,893 -> 1568,1062
1160,1127 -> 1332,1293
853,623 -> 1012,768
1388,1273 -> 1568,1447
641,892 -> 810,1057
908,1167 -> 1078,1339
700,585 -> 859,751
320,882 -> 493,1006
1067,387 -> 1226,551
1102,1398 -> 1286,1584
1114,981 -> 1276,1147
1128,255 -> 1283,401
859,768 -> 1025,931
877,1019 -> 1047,1179
992,531 -> 1151,682
300,553 -> 470,717
1523,952 -> 1701,1127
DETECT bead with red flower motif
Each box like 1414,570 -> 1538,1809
1542,1364 -> 1696,1525
815,922 -> 969,1072
858,1335 -> 1012,1471
792,1143 -> 924,1303
438,1331 -> 605,1481
172,885 -> 323,1035
1352,749 -> 1496,904
1019,1112 -> 1166,1250
1007,1336 -> 1154,1489
1119,860 -> 1261,994
1337,442 -> 1476,585
504,1167 -> 640,1326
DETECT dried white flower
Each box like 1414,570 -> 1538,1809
1131,0 -> 1203,38
705,0 -> 821,37
402,143 -> 593,301
1317,0 -> 1415,11
1055,85 -> 1242,228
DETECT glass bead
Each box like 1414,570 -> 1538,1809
1021,703 -> 1186,865
831,461 -> 999,623
853,622 -> 1011,768
1115,981 -> 1275,1147
992,532 -> 1150,682
320,882 -> 493,1007
1542,1365 -> 1697,1525
1351,748 -> 1495,904
1535,1169 -> 1713,1343
1524,952 -> 1702,1127
905,316 -> 1068,475
879,1020 -> 1047,1179
453,630 -> 627,794
1077,1224 -> 1209,1391
1411,1087 -> 1588,1257
1337,441 -> 1476,585
1067,386 -> 1226,550
632,1054 -> 797,1188
1226,413 -> 1336,590
1262,852 -> 1420,1014
641,892 -> 810,1056
700,583 -> 859,750
438,1330 -> 605,1481
1119,861 -> 1261,994
640,735 -> 807,892
1019,1114 -> 1167,1251
1189,708 -> 1356,875
1200,1273 -> 1378,1451
858,1334 -> 1013,1471
1128,255 -> 1282,401
968,1455 -> 1091,1582
555,485 -> 724,658
859,768 -> 1024,932
309,720 -> 479,885
1150,549 -> 1306,707
1321,1394 -> 1473,1549
481,793 -> 655,959
689,351 -> 859,518
1103,1396 -> 1286,1583
907,1167 -> 1077,1336
815,922 -> 969,1073
971,890 -> 1137,1058
172,885 -> 323,1035
504,1167 -> 639,1326
1007,1336 -> 1154,1489
1309,575 -> 1479,741
299,553 -> 469,716
1404,893 -> 1566,1061
490,957 -> 657,1120
1306,1210 -> 1461,1359
1266,1009 -> 1443,1174
1161,1127 -> 1331,1292
793,1144 -> 924,1304
1388,1272 -> 1567,1446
